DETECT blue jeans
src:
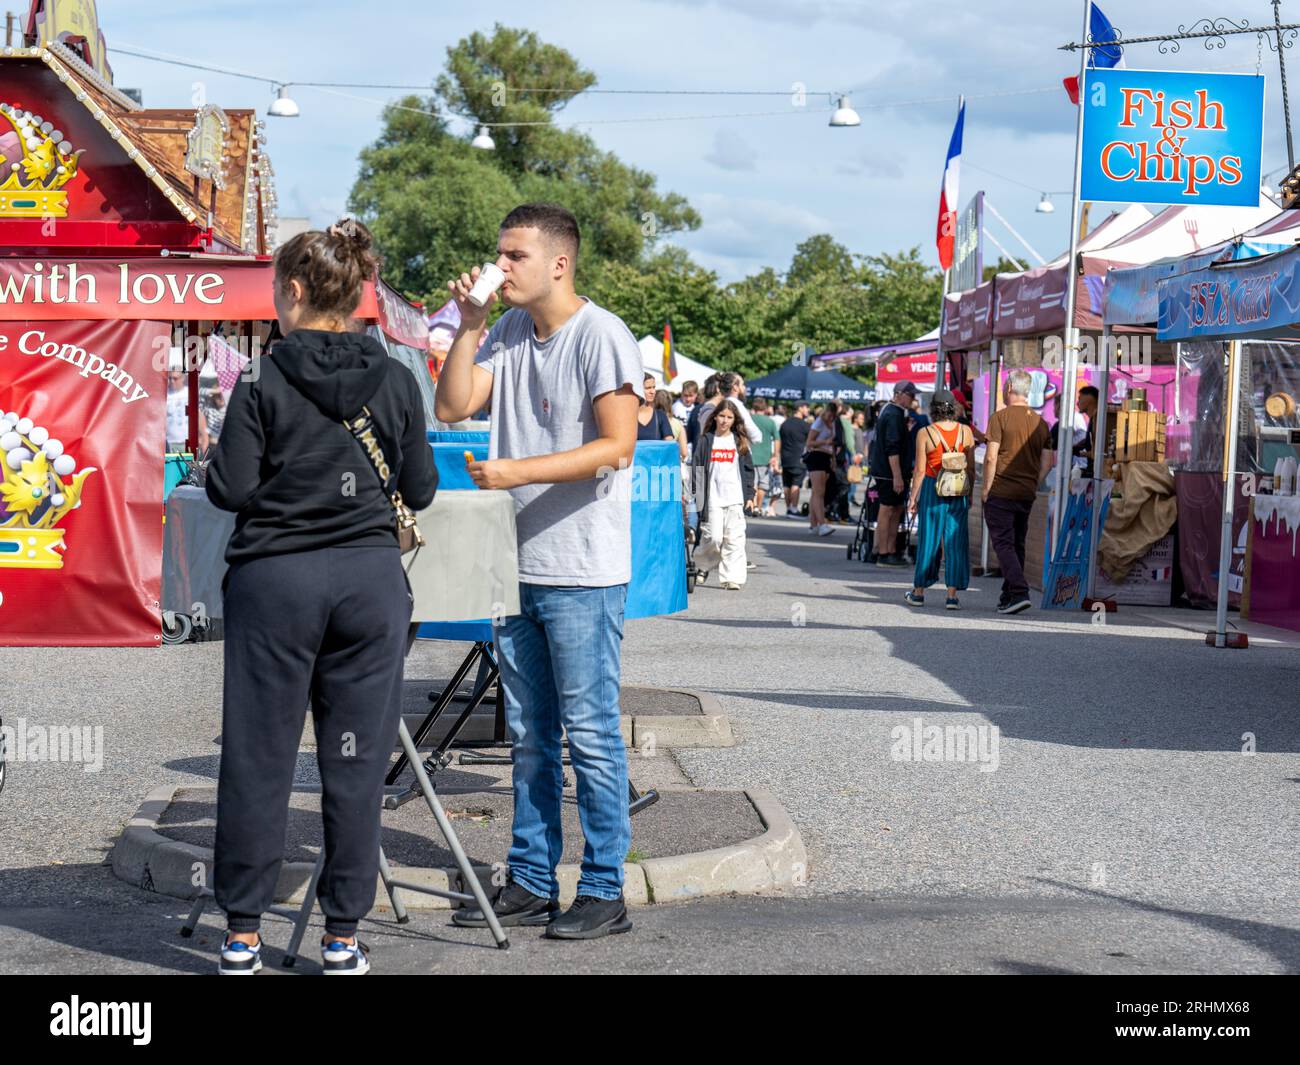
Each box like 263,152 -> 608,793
495,582 -> 630,901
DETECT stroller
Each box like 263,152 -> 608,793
848,474 -> 913,563
686,518 -> 700,593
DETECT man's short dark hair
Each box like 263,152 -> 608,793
1079,385 -> 1100,402
681,380 -> 699,395
500,203 -> 580,258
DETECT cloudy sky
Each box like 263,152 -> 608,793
104,0 -> 1292,282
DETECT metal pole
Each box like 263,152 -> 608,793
1053,0 -> 1093,552
1086,324 -> 1111,600
983,198 -> 1045,265
1276,0 -> 1296,170
934,267 -> 950,391
980,339 -> 998,575
1213,340 -> 1244,646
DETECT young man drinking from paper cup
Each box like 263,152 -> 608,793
436,203 -> 641,940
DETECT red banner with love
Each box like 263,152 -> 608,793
0,260 -> 423,343
0,318 -> 167,646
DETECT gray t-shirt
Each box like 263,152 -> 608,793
475,298 -> 642,586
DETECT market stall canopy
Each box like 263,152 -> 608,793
1157,243 -> 1300,342
940,206 -> 1153,349
940,279 -> 994,351
1105,207 -> 1300,327
994,197 -> 1277,339
810,328 -> 937,373
745,363 -> 871,403
637,334 -> 719,388
0,43 -> 274,254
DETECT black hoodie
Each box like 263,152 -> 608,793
206,328 -> 437,563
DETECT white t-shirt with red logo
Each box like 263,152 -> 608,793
708,431 -> 743,509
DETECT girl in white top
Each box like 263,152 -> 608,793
691,400 -> 755,590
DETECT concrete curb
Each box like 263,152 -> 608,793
111,784 -> 803,911
639,790 -> 807,902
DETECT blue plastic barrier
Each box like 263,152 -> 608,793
416,438 -> 686,638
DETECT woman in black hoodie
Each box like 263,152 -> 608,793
206,220 -> 436,976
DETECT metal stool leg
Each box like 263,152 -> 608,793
377,846 -> 410,925
179,892 -> 208,937
397,718 -> 509,948
282,851 -> 325,968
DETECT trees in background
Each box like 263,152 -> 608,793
348,24 -> 942,381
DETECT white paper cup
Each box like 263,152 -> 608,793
466,263 -> 506,307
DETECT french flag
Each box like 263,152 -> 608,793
1064,2 -> 1124,104
936,97 -> 964,272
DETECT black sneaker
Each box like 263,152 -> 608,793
452,878 -> 558,928
544,894 -> 633,940
997,597 -> 1032,615
877,554 -> 908,567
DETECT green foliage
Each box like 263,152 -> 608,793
982,256 -> 1023,283
787,233 -> 855,286
347,28 -> 941,380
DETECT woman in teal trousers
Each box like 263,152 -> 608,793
904,391 -> 974,609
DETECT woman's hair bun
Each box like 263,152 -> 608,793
273,217 -> 382,320
326,217 -> 380,276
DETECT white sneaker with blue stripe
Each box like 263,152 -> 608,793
218,935 -> 263,975
321,937 -> 370,975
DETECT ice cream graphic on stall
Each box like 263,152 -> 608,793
0,407 -> 96,569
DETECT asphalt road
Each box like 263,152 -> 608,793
1,507 -> 1296,974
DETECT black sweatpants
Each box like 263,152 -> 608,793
214,545 -> 412,937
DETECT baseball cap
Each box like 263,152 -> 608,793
893,380 -> 918,398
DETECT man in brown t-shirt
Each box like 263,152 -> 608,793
983,369 -> 1053,614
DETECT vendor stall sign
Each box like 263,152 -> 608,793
1157,246 -> 1300,341
184,104 -> 229,189
1081,69 -> 1263,207
0,318 -> 166,646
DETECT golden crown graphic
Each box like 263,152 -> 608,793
0,409 -> 96,569
0,102 -> 83,218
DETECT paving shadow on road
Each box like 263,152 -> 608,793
861,623 -> 1300,754
0,864 -> 506,974
1033,879 -> 1300,974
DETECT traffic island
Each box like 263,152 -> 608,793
112,781 -> 804,910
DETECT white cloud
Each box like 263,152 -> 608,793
704,128 -> 758,171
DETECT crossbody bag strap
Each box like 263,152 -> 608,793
342,406 -> 424,548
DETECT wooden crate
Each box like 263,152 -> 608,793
1113,410 -> 1166,464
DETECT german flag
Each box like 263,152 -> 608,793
662,321 -> 677,384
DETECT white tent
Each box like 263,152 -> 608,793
638,335 -> 720,390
